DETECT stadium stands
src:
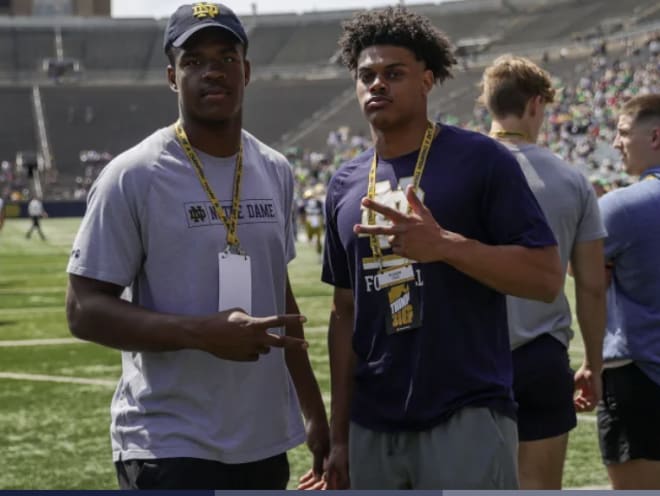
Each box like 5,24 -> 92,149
41,84 -> 175,175
0,0 -> 657,200
0,87 -> 37,162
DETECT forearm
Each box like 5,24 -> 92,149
328,302 -> 355,445
575,286 -> 605,370
441,233 -> 562,302
66,282 -> 201,352
285,284 -> 327,421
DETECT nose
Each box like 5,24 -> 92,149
613,133 -> 622,150
369,74 -> 387,94
202,62 -> 226,81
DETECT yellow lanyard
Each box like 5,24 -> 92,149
367,121 -> 436,261
174,120 -> 244,252
491,130 -> 529,141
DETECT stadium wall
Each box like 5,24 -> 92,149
5,201 -> 86,218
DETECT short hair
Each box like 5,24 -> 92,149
338,6 -> 456,84
621,94 -> 660,126
479,55 -> 556,119
166,46 -> 179,66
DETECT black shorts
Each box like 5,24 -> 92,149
115,453 -> 289,490
512,334 -> 576,441
597,363 -> 660,464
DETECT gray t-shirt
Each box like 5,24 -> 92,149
504,143 -> 606,350
67,126 -> 305,463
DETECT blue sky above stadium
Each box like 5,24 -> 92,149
112,0 -> 449,17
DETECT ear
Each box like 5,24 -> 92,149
167,65 -> 178,93
651,125 -> 660,151
422,69 -> 434,95
244,58 -> 251,87
526,95 -> 542,118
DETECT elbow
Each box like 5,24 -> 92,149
538,251 -> 563,303
538,271 -> 563,303
66,295 -> 90,341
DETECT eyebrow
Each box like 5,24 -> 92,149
358,62 -> 408,72
181,46 -> 239,57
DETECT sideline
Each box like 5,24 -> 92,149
0,337 -> 82,347
0,371 -> 116,387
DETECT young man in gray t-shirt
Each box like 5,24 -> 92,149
65,3 -> 328,490
481,55 -> 607,489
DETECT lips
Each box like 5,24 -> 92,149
201,87 -> 229,98
365,95 -> 392,110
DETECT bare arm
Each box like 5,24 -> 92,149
284,276 -> 329,479
325,287 -> 355,490
571,239 -> 606,411
355,185 -> 562,303
442,238 -> 561,303
66,273 -> 307,361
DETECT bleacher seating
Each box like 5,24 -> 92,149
268,21 -> 343,66
62,21 -> 160,73
243,77 -> 352,144
0,0 -> 656,196
41,85 -> 175,174
0,87 -> 37,162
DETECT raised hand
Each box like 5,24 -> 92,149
194,309 -> 309,361
354,184 -> 457,263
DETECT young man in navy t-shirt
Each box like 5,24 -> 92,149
320,7 -> 562,490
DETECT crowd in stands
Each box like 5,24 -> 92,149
3,35 -> 657,210
291,34 -> 659,213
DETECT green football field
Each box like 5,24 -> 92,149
0,217 -> 609,489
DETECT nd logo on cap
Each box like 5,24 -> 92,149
192,2 -> 220,19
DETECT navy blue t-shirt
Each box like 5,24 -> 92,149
322,125 -> 557,432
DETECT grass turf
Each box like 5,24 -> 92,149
0,217 -> 608,488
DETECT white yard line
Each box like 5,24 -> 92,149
0,372 -> 116,387
0,287 -> 63,294
0,337 -> 82,347
0,307 -> 63,315
577,413 -> 598,423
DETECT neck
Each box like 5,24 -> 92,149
179,114 -> 242,157
490,119 -> 536,144
371,117 -> 433,159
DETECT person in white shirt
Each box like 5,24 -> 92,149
26,196 -> 47,241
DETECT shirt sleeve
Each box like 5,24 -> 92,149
66,161 -> 146,287
599,190 -> 631,261
321,175 -> 352,289
481,142 -> 558,248
575,173 -> 607,243
282,161 -> 296,264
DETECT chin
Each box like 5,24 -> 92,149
366,112 -> 396,131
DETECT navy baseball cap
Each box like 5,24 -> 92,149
163,2 -> 248,53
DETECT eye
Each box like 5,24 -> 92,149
223,55 -> 237,63
182,58 -> 201,67
358,72 -> 375,85
386,70 -> 402,80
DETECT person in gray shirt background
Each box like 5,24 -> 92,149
481,55 -> 607,489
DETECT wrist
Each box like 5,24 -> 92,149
179,315 -> 207,351
438,230 -> 469,264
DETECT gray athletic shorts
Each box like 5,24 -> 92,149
349,406 -> 519,489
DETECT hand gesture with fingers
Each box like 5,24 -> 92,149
354,184 -> 457,263
195,309 -> 309,361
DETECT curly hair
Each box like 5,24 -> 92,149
338,7 -> 456,83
